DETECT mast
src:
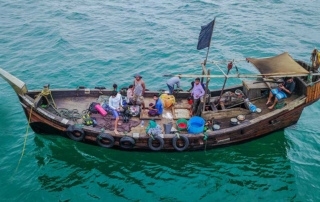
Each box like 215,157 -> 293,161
197,18 -> 216,84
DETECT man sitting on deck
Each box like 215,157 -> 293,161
148,94 -> 163,116
191,77 -> 205,115
109,91 -> 123,135
266,77 -> 295,109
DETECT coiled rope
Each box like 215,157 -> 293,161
49,106 -> 83,122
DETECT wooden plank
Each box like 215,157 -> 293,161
242,80 -> 269,90
202,108 -> 250,120
312,85 -> 316,101
203,69 -> 210,112
316,83 -> 320,100
315,83 -> 319,100
139,108 -> 161,120
0,68 -> 28,95
306,86 -> 311,103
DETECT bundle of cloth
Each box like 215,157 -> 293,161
146,120 -> 162,136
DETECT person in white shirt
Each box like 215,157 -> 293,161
109,91 -> 123,135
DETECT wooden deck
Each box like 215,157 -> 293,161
52,92 -> 300,137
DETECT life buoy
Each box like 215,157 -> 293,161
172,135 -> 189,152
119,136 -> 135,149
148,136 -> 164,151
66,125 -> 85,142
97,133 -> 115,148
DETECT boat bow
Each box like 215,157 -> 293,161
0,68 -> 27,95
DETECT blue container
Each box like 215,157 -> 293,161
188,116 -> 205,134
249,103 -> 257,112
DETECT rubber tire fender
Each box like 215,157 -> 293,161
97,133 -> 115,148
172,135 -> 189,152
119,136 -> 135,149
148,136 -> 164,151
66,126 -> 85,142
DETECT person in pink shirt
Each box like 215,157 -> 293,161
190,78 -> 205,115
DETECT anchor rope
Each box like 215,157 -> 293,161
13,102 -> 34,177
203,132 -> 208,153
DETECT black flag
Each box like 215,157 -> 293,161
197,19 -> 215,50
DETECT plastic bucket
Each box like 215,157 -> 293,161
176,119 -> 188,131
188,116 -> 205,134
163,122 -> 172,134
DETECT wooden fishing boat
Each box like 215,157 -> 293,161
1,50 -> 320,152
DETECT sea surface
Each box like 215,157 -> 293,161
0,0 -> 320,201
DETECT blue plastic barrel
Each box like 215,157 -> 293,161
188,116 -> 205,134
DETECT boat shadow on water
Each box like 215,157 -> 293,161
32,132 -> 293,198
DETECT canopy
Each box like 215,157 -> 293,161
246,52 -> 309,76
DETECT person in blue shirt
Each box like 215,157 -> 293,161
148,94 -> 163,116
266,77 -> 296,109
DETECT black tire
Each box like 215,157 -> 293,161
97,133 -> 115,148
172,135 -> 189,152
66,126 -> 85,142
148,136 -> 164,151
119,136 -> 135,149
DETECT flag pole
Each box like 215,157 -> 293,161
204,17 -> 215,66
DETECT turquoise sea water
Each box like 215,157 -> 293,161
0,0 -> 320,201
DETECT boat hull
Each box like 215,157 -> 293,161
20,95 -> 310,151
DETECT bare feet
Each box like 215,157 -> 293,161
268,106 -> 274,110
266,100 -> 271,105
114,130 -> 119,135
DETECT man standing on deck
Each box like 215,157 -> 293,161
132,73 -> 146,109
109,91 -> 123,135
166,74 -> 181,95
190,77 -> 205,115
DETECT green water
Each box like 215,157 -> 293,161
1,0 -> 320,201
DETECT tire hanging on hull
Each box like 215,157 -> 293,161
148,136 -> 164,151
66,125 -> 85,142
97,133 -> 115,148
172,135 -> 189,152
119,136 -> 135,149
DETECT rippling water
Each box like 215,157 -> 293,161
0,0 -> 320,201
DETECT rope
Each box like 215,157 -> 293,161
203,132 -> 208,153
12,103 -> 34,177
39,87 -> 56,108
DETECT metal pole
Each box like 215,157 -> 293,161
164,72 -> 320,78
202,69 -> 211,112
216,68 -> 231,104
